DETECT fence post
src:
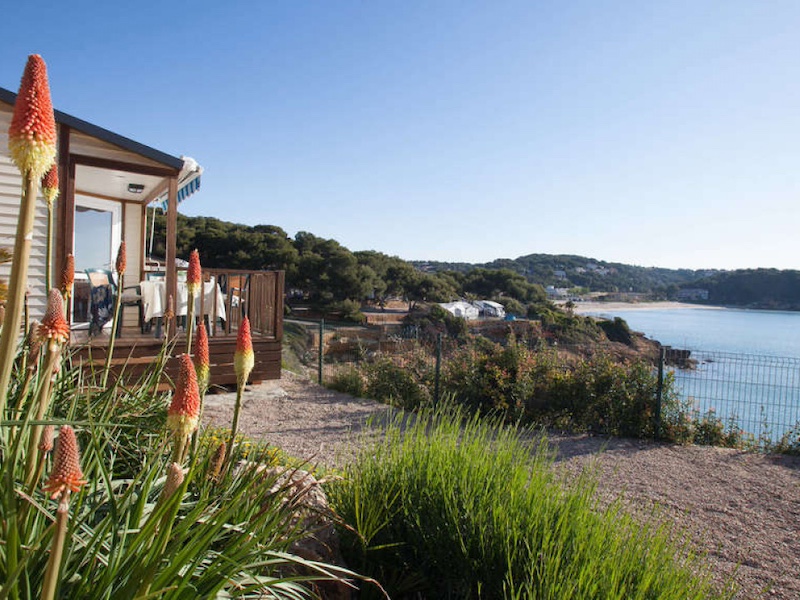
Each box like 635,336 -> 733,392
318,318 -> 324,386
655,346 -> 666,438
434,332 -> 442,409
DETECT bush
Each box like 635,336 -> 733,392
365,358 -> 430,410
598,316 -> 635,345
328,405 -> 728,599
328,365 -> 366,397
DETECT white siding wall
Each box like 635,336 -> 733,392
0,102 -> 50,320
121,204 -> 143,328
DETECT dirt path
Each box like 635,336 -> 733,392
203,372 -> 800,599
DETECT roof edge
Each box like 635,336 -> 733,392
0,86 -> 184,171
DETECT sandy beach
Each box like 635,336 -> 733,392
571,301 -> 722,314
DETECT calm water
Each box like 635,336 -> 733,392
582,306 -> 800,357
580,305 -> 800,439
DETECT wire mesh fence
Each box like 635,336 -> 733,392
290,319 -> 800,446
665,348 -> 800,443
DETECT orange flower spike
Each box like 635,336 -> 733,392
167,354 -> 201,439
115,241 -> 126,275
164,295 -> 175,321
37,289 -> 70,350
194,324 -> 210,391
39,424 -> 55,453
8,55 -> 57,178
60,254 -> 74,299
234,316 -> 254,388
41,165 -> 59,205
161,462 -> 185,502
186,249 -> 201,296
43,425 -> 87,499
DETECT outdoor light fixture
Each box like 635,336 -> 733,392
128,183 -> 145,194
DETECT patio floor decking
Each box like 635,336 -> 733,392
70,268 -> 284,388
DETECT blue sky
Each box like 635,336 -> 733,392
2,1 -> 799,270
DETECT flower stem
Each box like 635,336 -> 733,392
185,293 -> 195,356
41,491 -> 70,600
0,176 -> 40,416
224,386 -> 244,466
24,347 -> 60,492
45,202 -> 53,292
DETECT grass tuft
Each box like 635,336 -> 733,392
328,402 -> 732,599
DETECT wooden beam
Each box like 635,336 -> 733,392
55,125 -> 71,286
142,180 -> 169,205
275,270 -> 285,341
139,202 -> 148,278
74,189 -> 148,205
71,153 -> 179,178
165,176 -> 178,338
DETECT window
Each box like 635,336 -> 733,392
74,196 -> 122,272
72,196 -> 122,324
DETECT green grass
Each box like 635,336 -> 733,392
327,403 -> 732,599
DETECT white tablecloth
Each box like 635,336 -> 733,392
140,280 -> 226,322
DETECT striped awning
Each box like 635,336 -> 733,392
151,156 -> 203,211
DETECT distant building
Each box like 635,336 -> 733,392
553,269 -> 567,280
440,301 -> 480,320
472,300 -> 506,318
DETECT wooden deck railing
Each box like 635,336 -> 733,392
210,268 -> 284,340
178,267 -> 284,340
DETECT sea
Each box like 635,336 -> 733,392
578,305 -> 800,441
578,305 -> 800,357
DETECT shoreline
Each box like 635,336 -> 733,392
570,301 -> 722,314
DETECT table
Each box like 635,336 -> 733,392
140,279 -> 226,329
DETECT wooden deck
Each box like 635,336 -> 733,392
71,269 -> 284,389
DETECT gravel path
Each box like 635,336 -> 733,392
203,372 -> 800,599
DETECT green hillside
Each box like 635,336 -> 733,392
153,212 -> 800,311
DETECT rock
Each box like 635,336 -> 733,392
244,463 -> 353,599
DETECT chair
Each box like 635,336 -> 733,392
85,269 -> 144,336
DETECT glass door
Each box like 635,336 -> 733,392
73,196 -> 122,323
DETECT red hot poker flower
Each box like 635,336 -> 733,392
167,354 -> 201,439
61,254 -> 74,299
115,241 -> 127,275
8,55 -> 57,178
41,165 -> 59,205
194,324 -> 210,390
186,250 -> 201,296
43,425 -> 87,499
38,289 -> 70,348
39,424 -> 55,453
162,462 -> 185,502
234,316 -> 254,389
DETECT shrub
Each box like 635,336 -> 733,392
328,405 -> 729,599
365,358 -> 430,410
328,365 -> 366,397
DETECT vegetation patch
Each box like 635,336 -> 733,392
328,405 -> 730,599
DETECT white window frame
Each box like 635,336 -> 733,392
73,195 -> 122,278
